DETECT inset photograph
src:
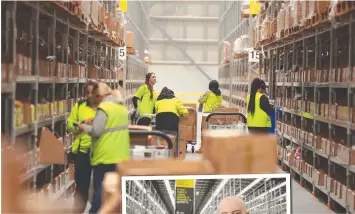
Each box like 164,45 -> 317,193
122,174 -> 291,214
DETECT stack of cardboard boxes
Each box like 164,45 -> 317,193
126,31 -> 135,55
179,105 -> 197,159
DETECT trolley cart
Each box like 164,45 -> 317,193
129,130 -> 175,159
135,114 -> 156,128
205,112 -> 247,132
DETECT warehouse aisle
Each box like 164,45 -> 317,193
185,152 -> 334,213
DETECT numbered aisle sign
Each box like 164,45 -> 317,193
248,48 -> 260,62
118,46 -> 127,61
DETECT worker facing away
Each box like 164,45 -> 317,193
246,78 -> 273,134
78,83 -> 130,214
132,72 -> 158,125
155,87 -> 189,117
66,80 -> 98,213
218,196 -> 247,214
199,80 -> 223,113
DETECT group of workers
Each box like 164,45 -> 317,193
66,71 -> 272,213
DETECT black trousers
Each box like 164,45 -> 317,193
248,127 -> 270,134
73,151 -> 92,213
89,164 -> 116,214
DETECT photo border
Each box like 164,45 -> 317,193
122,173 -> 291,214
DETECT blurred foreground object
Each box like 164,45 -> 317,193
2,137 -> 25,213
202,130 -> 277,174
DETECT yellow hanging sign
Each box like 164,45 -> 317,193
120,0 -> 128,12
250,0 -> 261,15
176,180 -> 195,188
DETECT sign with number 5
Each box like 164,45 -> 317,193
118,47 -> 127,61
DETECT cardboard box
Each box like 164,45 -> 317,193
313,169 -> 325,186
116,159 -> 215,176
129,125 -> 152,146
126,31 -> 134,48
202,131 -> 276,174
179,125 -> 188,140
180,108 -> 197,126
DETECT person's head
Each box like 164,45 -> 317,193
218,196 -> 247,214
85,81 -> 98,104
161,87 -> 174,95
250,78 -> 265,94
145,72 -> 156,86
209,80 -> 219,91
111,89 -> 122,100
248,78 -> 266,115
92,82 -> 112,105
145,72 -> 156,100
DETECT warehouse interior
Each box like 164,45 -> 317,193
125,177 -> 288,214
1,1 -> 355,214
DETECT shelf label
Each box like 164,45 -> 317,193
118,46 -> 127,61
248,48 -> 260,62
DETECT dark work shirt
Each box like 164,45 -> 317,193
259,95 -> 274,116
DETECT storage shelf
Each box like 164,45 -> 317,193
0,0 -> 149,205
219,1 -> 355,213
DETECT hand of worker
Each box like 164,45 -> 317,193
78,124 -> 85,131
83,119 -> 93,125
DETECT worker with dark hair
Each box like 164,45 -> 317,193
131,72 -> 158,124
66,80 -> 98,213
155,87 -> 188,117
246,78 -> 273,134
198,80 -> 223,112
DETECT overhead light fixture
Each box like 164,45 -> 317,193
164,180 -> 176,210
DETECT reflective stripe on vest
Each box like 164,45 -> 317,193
246,92 -> 271,128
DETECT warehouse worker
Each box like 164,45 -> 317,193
131,72 -> 158,125
218,196 -> 247,214
155,87 -> 189,117
66,80 -> 98,213
246,78 -> 273,134
198,80 -> 222,112
78,83 -> 130,214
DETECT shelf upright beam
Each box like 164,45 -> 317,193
64,18 -> 70,200
84,33 -> 89,83
7,1 -> 17,146
346,13 -> 354,214
328,25 -> 334,210
301,34 -> 309,194
31,2 -> 40,192
122,12 -> 127,103
74,30 -> 80,101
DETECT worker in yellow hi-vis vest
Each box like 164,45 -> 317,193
246,78 -> 273,134
131,72 -> 158,125
78,83 -> 130,214
67,80 -> 97,213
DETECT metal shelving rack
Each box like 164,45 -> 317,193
1,0 -> 147,203
126,180 -> 170,214
123,1 -> 150,114
255,2 -> 355,214
198,178 -> 286,214
218,1 -> 254,113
